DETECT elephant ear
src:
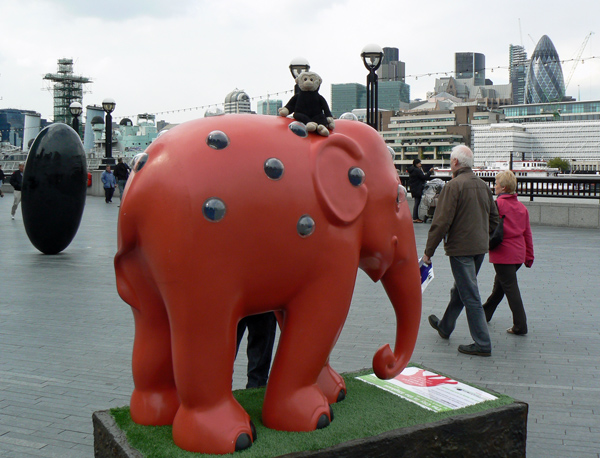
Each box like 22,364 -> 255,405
313,134 -> 368,225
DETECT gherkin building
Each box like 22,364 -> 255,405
525,35 -> 565,104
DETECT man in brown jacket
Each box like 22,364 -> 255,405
422,145 -> 498,357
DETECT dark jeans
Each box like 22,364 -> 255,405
104,187 -> 114,203
236,312 -> 277,388
483,264 -> 527,333
117,180 -> 127,199
438,254 -> 491,352
412,195 -> 422,220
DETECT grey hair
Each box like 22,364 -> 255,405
451,145 -> 474,168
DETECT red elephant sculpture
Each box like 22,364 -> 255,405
114,114 -> 422,454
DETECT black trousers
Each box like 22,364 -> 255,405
104,187 -> 115,203
483,264 -> 527,333
412,195 -> 422,220
236,312 -> 277,388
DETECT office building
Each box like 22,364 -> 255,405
509,45 -> 528,104
502,99 -> 600,123
455,52 -> 486,86
380,105 -> 503,170
257,99 -> 283,116
331,83 -> 366,118
224,89 -> 252,114
378,80 -> 410,111
378,47 -> 406,82
524,35 -> 565,104
331,80 -> 410,120
433,76 -> 512,109
471,120 -> 600,167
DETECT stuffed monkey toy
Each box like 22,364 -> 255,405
279,72 -> 335,136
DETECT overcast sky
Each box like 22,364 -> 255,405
1,0 -> 598,124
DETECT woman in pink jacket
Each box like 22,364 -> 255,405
483,171 -> 534,335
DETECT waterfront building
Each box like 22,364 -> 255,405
524,35 -> 565,104
0,108 -> 46,151
224,89 -> 252,114
509,45 -> 528,104
257,99 -> 283,116
380,105 -> 503,171
455,52 -> 486,86
471,120 -> 600,168
502,99 -> 600,123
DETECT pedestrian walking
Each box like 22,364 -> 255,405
483,170 -> 534,335
407,158 -> 432,223
0,164 -> 5,198
422,145 -> 499,357
113,158 -> 131,203
235,313 -> 277,388
101,165 -> 117,203
9,163 -> 24,219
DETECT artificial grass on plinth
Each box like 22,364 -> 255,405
110,366 -> 514,458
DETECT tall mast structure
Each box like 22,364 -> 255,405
43,59 -> 92,124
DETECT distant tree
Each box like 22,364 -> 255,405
547,157 -> 570,172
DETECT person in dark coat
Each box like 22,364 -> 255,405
407,159 -> 432,223
10,163 -> 24,219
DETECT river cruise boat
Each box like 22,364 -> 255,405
434,160 -> 559,178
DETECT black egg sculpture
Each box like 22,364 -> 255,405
22,123 -> 87,255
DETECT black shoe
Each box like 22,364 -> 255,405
458,343 -> 491,357
428,315 -> 449,339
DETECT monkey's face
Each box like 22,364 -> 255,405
296,72 -> 322,92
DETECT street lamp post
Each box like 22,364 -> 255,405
102,98 -> 116,167
289,57 -> 310,94
69,102 -> 82,137
361,44 -> 383,130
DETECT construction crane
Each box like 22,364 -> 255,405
565,32 -> 594,91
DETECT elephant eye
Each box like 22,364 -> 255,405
203,197 -> 227,222
206,130 -> 230,150
348,167 -> 365,186
132,152 -> 148,172
397,184 -> 407,204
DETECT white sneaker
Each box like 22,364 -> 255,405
11,215 -> 15,220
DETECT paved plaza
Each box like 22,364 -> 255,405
0,195 -> 599,457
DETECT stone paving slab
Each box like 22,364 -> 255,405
0,195 -> 599,457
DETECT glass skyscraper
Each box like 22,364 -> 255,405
455,52 -> 485,86
509,45 -> 528,104
524,35 -> 565,104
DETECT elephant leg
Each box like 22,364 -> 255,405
115,257 -> 179,425
317,361 -> 346,404
166,289 -> 255,454
263,274 -> 355,431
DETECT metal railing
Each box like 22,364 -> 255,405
399,174 -> 600,202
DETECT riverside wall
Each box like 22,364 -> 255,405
2,177 -> 599,229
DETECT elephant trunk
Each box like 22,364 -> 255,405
372,254 -> 422,380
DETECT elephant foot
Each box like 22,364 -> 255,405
263,384 -> 332,431
317,364 -> 347,404
130,387 -> 180,425
316,125 -> 330,136
306,122 -> 318,132
172,400 -> 254,454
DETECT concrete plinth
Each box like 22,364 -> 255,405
93,401 -> 527,458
